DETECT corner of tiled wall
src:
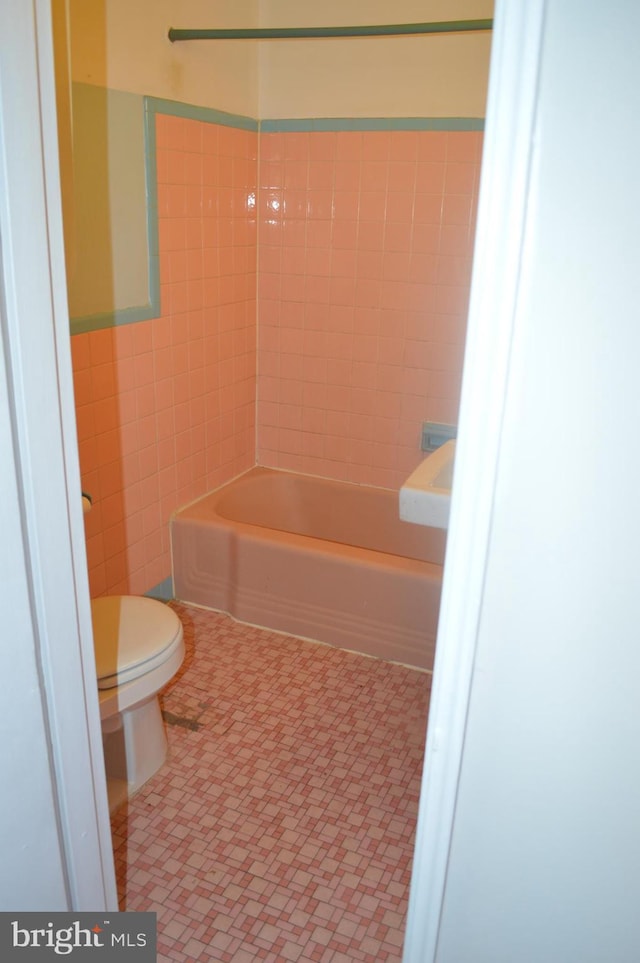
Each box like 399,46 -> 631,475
71,109 -> 482,596
256,127 -> 482,489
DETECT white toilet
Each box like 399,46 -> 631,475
91,594 -> 185,812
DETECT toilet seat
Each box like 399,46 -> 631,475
92,596 -> 183,690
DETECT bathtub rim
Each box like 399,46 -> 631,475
170,464 -> 446,577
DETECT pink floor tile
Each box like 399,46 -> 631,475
111,603 -> 430,962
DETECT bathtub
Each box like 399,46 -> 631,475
171,467 -> 446,670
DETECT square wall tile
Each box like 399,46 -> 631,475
257,129 -> 483,489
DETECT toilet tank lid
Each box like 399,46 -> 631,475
91,596 -> 183,684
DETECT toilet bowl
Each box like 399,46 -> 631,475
91,595 -> 184,811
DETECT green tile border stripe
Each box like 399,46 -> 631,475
70,302 -> 159,335
145,96 -> 259,131
142,99 -> 483,132
145,575 -> 174,601
260,117 -> 484,132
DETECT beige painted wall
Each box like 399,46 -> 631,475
65,0 -> 492,120
258,0 -> 493,118
67,85 -> 148,319
68,0 -> 260,117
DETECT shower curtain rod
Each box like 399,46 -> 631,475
168,20 -> 493,43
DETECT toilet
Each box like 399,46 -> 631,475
91,594 -> 185,811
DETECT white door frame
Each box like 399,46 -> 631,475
0,0 -> 116,909
402,1 -> 547,959
0,0 -> 546,925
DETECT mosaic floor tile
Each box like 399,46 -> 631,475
111,604 -> 430,962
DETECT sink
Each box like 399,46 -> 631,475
399,440 -> 455,530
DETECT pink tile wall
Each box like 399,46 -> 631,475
257,129 -> 482,489
72,119 -> 481,596
72,114 -> 257,597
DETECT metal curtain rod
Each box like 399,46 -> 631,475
168,20 -> 493,43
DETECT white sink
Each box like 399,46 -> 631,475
399,440 -> 455,530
